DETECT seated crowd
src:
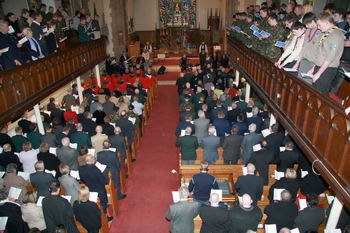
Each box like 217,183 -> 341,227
228,1 -> 350,95
0,59 -> 156,232
0,5 -> 100,71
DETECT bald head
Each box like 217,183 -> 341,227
95,125 -> 102,133
247,163 -> 256,174
3,144 -> 11,152
85,154 -> 95,164
248,123 -> 256,133
210,193 -> 220,207
185,127 -> 192,135
241,194 -> 253,209
62,137 -> 70,147
114,126 -> 121,135
281,190 -> 291,202
279,228 -> 291,233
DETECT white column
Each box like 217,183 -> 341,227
269,113 -> 277,129
245,83 -> 250,103
76,76 -> 83,104
33,104 -> 45,135
326,196 -> 343,229
95,64 -> 101,87
235,70 -> 240,86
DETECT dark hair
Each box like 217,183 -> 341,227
306,194 -> 319,207
79,146 -> 88,156
291,22 -> 305,31
48,181 -> 60,193
260,7 -> 268,13
33,12 -> 42,20
302,12 -> 317,25
323,3 -> 335,12
318,12 -> 334,24
268,13 -> 278,21
40,4 -> 47,8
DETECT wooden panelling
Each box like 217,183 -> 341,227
0,38 -> 107,126
227,37 -> 350,208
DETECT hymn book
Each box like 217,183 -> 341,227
49,147 -> 57,155
0,217 -> 8,230
261,129 -> 271,137
89,192 -> 99,202
265,224 -> 277,233
172,191 -> 180,203
8,187 -> 21,200
18,172 -> 30,181
274,41 -> 286,48
273,188 -> 285,201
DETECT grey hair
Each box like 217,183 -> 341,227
34,160 -> 45,171
6,163 -> 17,173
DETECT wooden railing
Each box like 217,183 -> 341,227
227,37 -> 350,208
0,38 -> 107,125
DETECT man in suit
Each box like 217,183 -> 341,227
0,144 -> 23,171
248,140 -> 274,185
268,168 -> 300,203
234,163 -> 264,205
79,154 -> 108,211
97,140 -> 126,200
227,103 -> 241,124
294,194 -> 325,233
56,126 -> 70,147
42,181 -> 79,233
0,20 -> 23,70
228,194 -> 262,233
194,110 -> 209,145
30,161 -> 56,196
116,111 -> 135,145
264,190 -> 298,231
222,126 -> 243,164
108,126 -> 127,167
30,13 -> 48,56
69,123 -> 92,150
81,112 -> 97,137
176,127 -> 199,164
246,107 -> 263,133
56,137 -> 79,171
241,123 -> 263,164
201,126 -> 220,164
265,123 -> 285,162
277,142 -> 299,172
175,114 -> 195,137
166,186 -> 200,233
41,126 -> 57,148
0,127 -> 14,148
11,127 -> 28,153
199,193 -> 229,233
212,111 -> 231,143
188,161 -> 219,205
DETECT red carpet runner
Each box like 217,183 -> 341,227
110,84 -> 180,232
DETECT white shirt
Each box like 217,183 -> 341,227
18,149 -> 38,173
132,101 -> 144,116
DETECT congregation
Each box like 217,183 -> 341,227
0,5 -> 101,71
167,2 -> 350,232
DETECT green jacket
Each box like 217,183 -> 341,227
176,135 -> 199,160
11,135 -> 28,152
78,24 -> 91,43
27,131 -> 42,149
70,131 -> 92,149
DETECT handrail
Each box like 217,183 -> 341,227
227,36 -> 350,208
0,37 -> 107,125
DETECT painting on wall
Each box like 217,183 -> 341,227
159,0 -> 197,28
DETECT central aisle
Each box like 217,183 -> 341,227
110,84 -> 180,233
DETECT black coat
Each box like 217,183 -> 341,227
264,201 -> 298,231
0,152 -> 23,171
81,118 -> 97,137
0,133 -> 14,148
0,32 -> 23,70
234,174 -> 264,204
73,200 -> 101,233
222,134 -> 243,163
295,206 -> 325,233
42,195 -> 79,233
228,205 -> 262,233
199,206 -> 230,233
108,134 -> 127,161
30,22 -> 48,55
0,202 -> 29,233
277,150 -> 299,172
37,152 -> 61,177
79,165 -> 108,204
46,32 -> 58,54
265,132 -> 285,161
115,118 -> 134,144
248,148 -> 274,185
268,178 -> 300,203
96,150 -> 120,187
22,38 -> 41,62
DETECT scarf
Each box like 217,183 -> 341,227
28,37 -> 42,61
319,26 -> 338,45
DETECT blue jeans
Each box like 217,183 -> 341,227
181,160 -> 195,165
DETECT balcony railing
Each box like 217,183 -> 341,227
227,37 -> 350,208
0,37 -> 107,125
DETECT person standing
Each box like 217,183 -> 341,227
176,127 -> 199,165
30,13 -> 48,56
166,186 -> 200,233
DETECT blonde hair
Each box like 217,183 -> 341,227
23,142 -> 32,152
59,163 -> 70,175
23,191 -> 38,204
79,185 -> 90,202
303,4 -> 313,14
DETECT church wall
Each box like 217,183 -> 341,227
2,0 -> 28,17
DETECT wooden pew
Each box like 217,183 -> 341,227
193,147 -> 225,164
126,149 -> 133,174
105,172 -> 120,216
118,152 -> 127,194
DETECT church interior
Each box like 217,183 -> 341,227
0,0 -> 350,232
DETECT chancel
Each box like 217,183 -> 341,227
0,0 -> 349,233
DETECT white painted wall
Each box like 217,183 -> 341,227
41,0 -> 62,11
133,0 -> 158,31
2,0 -> 28,17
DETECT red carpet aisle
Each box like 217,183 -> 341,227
110,84 -> 180,233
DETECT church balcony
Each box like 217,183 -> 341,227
227,36 -> 350,208
0,37 -> 107,125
